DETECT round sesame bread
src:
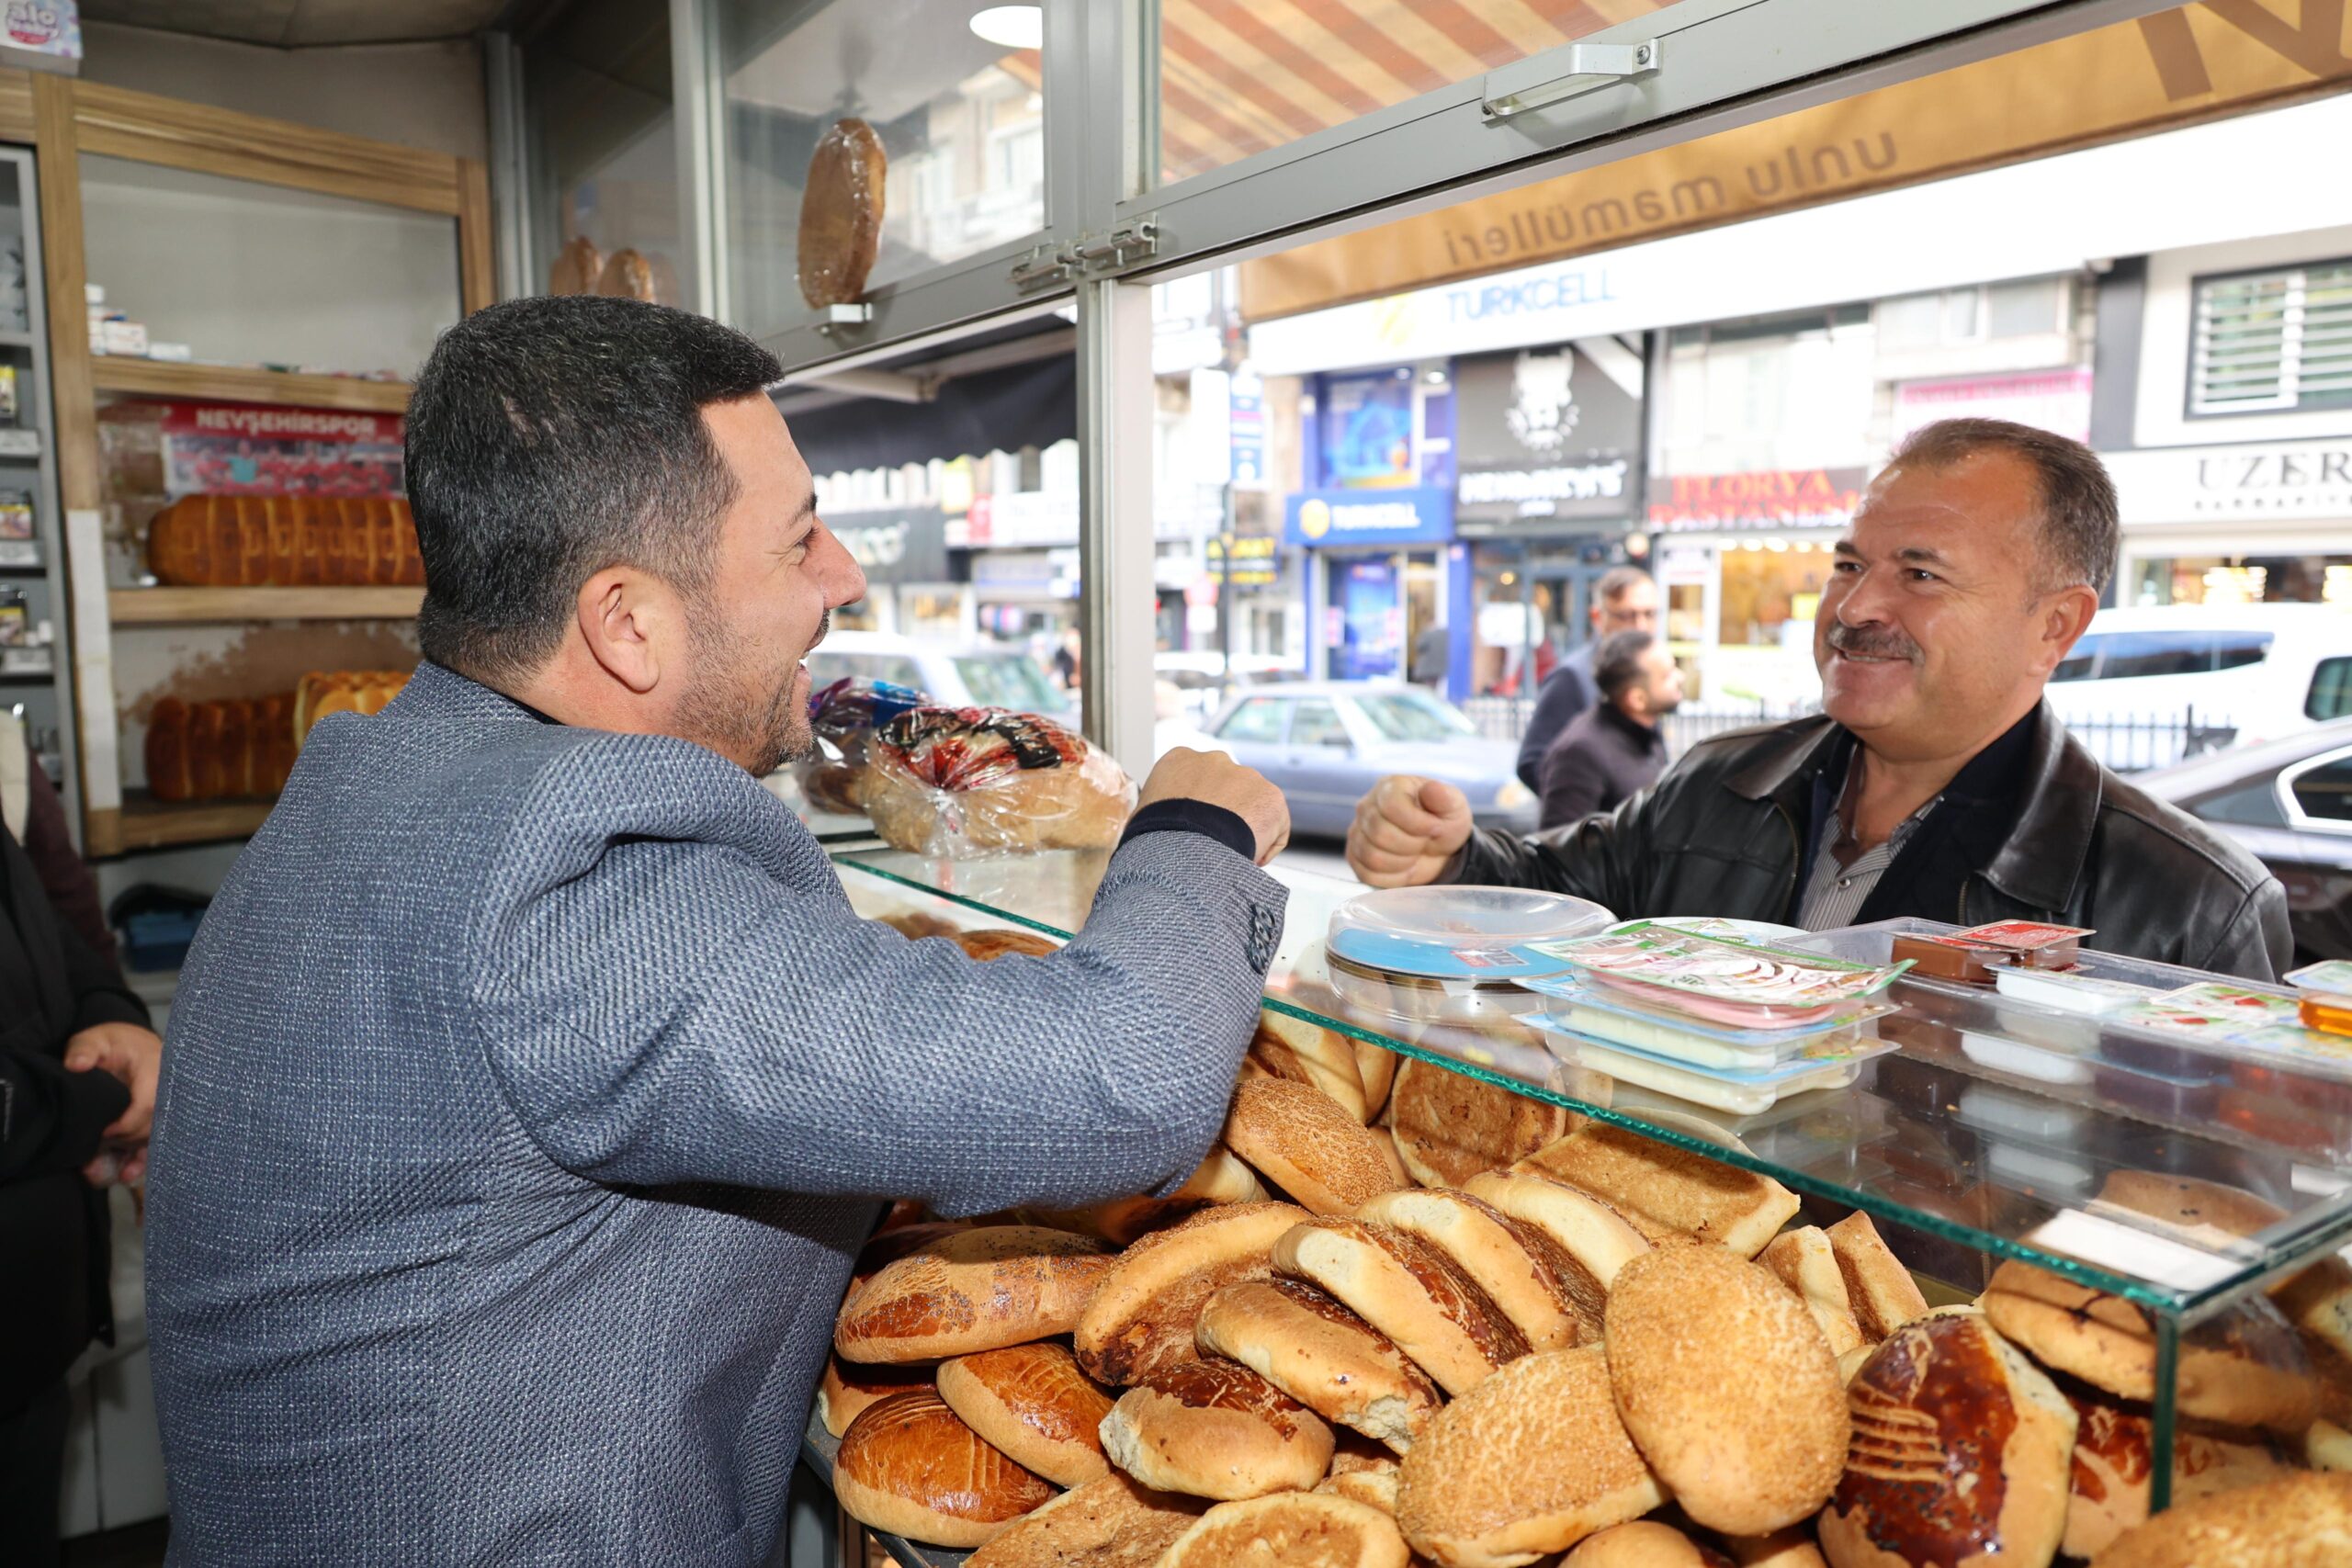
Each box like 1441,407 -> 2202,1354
1758,1227 -> 1864,1358
1272,1216 -> 1532,1397
1979,1260 -> 2317,1433
965,1472 -> 1209,1568
1225,1077 -> 1409,1216
1385,1057 -> 1573,1188
1097,1357 -> 1335,1500
1250,1010 -> 1370,1122
819,1355 -> 932,1438
837,1225 -> 1114,1363
1195,1277 -> 1442,1452
1073,1201 -> 1310,1386
1820,1310 -> 2075,1568
1564,1521 -> 1736,1567
1512,1124 -> 1798,1258
1822,1212 -> 1929,1340
1359,1187 -> 1589,1352
1604,1246 -> 1848,1536
1156,1492 -> 1413,1568
2087,1471 -> 2352,1568
1395,1346 -> 1666,1568
1461,1171 -> 1650,1332
2061,1380 -> 2294,1560
938,1341 -> 1117,1488
832,1387 -> 1057,1549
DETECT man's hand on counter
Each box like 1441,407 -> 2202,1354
1347,776 -> 1473,889
65,1021 -> 164,1185
1138,748 -> 1291,865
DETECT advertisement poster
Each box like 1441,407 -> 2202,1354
1332,558 -> 1403,680
160,402 -> 405,498
1319,371 -> 1417,489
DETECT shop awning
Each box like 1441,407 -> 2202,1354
776,354 -> 1075,474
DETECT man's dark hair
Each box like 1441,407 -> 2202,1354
1595,566 -> 1652,605
1594,629 -> 1656,705
405,295 -> 783,682
1888,417 -> 2119,595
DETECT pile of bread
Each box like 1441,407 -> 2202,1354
821,928 -> 2352,1568
146,493 -> 425,587
145,668 -> 410,803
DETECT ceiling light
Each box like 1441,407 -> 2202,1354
970,6 -> 1043,50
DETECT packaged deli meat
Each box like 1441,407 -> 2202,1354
863,705 -> 1136,857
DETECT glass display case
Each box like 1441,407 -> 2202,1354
817,840 -> 2352,1565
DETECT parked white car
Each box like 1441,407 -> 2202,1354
2043,604 -> 2352,768
805,631 -> 1078,724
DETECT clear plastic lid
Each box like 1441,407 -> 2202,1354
1326,885 -> 1614,981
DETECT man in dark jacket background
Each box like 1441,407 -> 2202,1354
1,766 -> 161,1566
1512,566 -> 1658,793
1536,629 -> 1683,829
1347,418 -> 2290,980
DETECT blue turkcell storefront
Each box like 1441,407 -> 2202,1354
1283,485 -> 1467,689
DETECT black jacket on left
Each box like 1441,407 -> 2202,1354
1,822 -> 146,1418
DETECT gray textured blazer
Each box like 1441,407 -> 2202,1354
145,661 -> 1285,1565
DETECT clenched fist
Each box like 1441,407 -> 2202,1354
1139,747 -> 1291,865
1346,776 -> 1473,888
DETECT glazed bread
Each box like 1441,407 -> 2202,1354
1604,1245 -> 1849,1536
938,1342 -> 1117,1488
1273,1216 -> 1530,1397
1074,1201 -> 1309,1386
836,1225 -> 1114,1363
1195,1277 -> 1442,1452
1758,1226 -> 1865,1357
1097,1358 -> 1334,1500
818,1356 -> 931,1438
964,1472 -> 1207,1568
1820,1310 -> 2076,1568
1224,1077 -> 1409,1216
1358,1187 -> 1588,1352
2062,1382 -> 2292,1559
1823,1212 -> 1929,1340
1157,1493 -> 1412,1568
1512,1123 -> 1799,1257
1386,1058 -> 1573,1188
832,1387 -> 1056,1549
1396,1346 -> 1666,1568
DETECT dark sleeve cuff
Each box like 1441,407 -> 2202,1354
1118,797 -> 1256,862
72,988 -> 152,1035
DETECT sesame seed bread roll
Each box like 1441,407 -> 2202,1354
1563,1521 -> 1736,1567
1225,1077 -> 1408,1217
2087,1472 -> 2352,1568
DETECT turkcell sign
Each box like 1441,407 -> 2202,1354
1283,486 -> 1455,548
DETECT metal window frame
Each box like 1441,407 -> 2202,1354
2186,254 -> 2352,420
2280,743 -> 2352,838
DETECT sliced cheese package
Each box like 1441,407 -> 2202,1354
1532,977 -> 1895,1071
1538,1032 -> 1895,1115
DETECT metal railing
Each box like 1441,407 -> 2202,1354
1460,697 -> 2236,774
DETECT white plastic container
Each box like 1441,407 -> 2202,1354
1541,1034 -> 1891,1115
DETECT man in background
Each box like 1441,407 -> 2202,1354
1512,566 -> 1658,792
1537,629 -> 1683,829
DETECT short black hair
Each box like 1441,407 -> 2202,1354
1888,417 -> 2119,595
405,295 -> 783,682
1594,629 -> 1656,704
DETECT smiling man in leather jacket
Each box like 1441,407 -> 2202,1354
1346,418 -> 2291,982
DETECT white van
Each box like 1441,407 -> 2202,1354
2044,604 -> 2352,768
804,630 -> 1079,724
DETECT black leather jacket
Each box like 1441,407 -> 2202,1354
1445,703 -> 2292,982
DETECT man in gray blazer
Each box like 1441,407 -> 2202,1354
144,297 -> 1291,1565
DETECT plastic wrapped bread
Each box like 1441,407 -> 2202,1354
862,705 -> 1135,857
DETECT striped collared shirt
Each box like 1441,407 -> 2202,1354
1797,753 -> 1944,931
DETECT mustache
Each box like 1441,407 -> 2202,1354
1826,622 -> 1921,661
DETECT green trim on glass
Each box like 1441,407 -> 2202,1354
837,856 -> 1080,943
2150,1316 -> 2179,1514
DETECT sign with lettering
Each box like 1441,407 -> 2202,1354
1645,468 -> 1870,533
1453,343 -> 1643,530
2105,441 -> 2352,525
1283,486 -> 1453,549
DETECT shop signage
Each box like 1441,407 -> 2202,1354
1229,371 -> 1267,491
827,510 -> 950,585
1645,468 -> 1869,533
1894,367 -> 2093,444
1453,343 -> 1642,531
1283,486 -> 1453,549
1239,2 -> 2352,323
1206,534 -> 1282,587
971,548 -> 1080,601
2104,440 -> 2352,525
954,491 -> 1079,548
149,399 -> 404,496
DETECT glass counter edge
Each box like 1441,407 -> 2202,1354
824,852 -> 2340,1318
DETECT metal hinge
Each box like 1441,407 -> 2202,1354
1483,39 -> 1661,119
1010,219 -> 1160,292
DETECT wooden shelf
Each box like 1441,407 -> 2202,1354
109,585 -> 423,624
113,791 -> 276,852
89,357 -> 411,413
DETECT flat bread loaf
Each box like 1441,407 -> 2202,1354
833,1387 -> 1056,1549
1386,1057 -> 1572,1188
1098,1358 -> 1334,1500
1195,1278 -> 1442,1452
836,1225 -> 1113,1362
1360,1187 -> 1589,1353
1512,1123 -> 1798,1257
1074,1201 -> 1309,1386
1272,1216 -> 1529,1397
938,1342 -> 1116,1488
1823,1212 -> 1928,1340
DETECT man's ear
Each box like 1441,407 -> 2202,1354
576,568 -> 668,695
2039,582 -> 2101,671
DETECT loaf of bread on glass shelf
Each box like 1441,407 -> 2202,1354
861,705 -> 1136,857
147,494 -> 424,587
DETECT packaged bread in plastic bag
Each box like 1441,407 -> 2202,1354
863,705 -> 1136,857
794,676 -> 927,816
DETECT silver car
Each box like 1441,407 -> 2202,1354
1203,681 -> 1539,840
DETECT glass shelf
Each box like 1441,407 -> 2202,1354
831,844 -> 2352,1324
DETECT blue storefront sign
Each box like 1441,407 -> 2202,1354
1282,485 -> 1455,549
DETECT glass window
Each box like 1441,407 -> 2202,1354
1986,277 -> 2064,338
2190,258 -> 2352,417
2074,630 -> 2275,682
1354,691 -> 1475,743
526,0 -> 682,305
953,653 -> 1070,716
2292,753 -> 2352,825
2211,633 -> 2274,673
2188,778 -> 2290,829
717,0 -> 1051,341
1876,293 -> 1940,350
1291,700 -> 1351,747
1219,696 -> 1290,743
2312,658 -> 2352,722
